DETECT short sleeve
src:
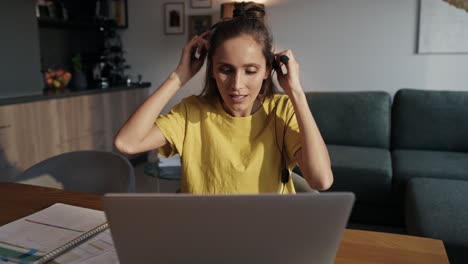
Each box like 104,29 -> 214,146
155,101 -> 187,157
283,100 -> 301,169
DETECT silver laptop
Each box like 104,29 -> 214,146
103,193 -> 354,264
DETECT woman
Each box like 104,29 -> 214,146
114,2 -> 333,194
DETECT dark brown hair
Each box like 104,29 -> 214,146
200,2 -> 278,100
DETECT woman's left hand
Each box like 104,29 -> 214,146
274,50 -> 302,96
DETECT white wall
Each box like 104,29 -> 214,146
121,0 -> 221,113
122,0 -> 468,112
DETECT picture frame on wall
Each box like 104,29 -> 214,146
418,0 -> 468,53
191,0 -> 212,8
188,15 -> 212,40
164,3 -> 185,35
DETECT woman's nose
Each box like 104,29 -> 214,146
231,72 -> 244,90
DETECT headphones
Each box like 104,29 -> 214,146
273,54 -> 290,76
272,54 -> 291,194
277,139 -> 290,194
280,168 -> 290,194
273,103 -> 291,194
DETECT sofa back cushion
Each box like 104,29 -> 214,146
305,91 -> 391,148
392,89 -> 468,152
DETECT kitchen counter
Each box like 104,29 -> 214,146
0,83 -> 151,106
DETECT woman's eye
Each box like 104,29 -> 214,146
219,67 -> 232,74
246,68 -> 258,75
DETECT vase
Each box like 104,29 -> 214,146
73,71 -> 88,90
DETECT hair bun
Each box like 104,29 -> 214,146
233,2 -> 265,20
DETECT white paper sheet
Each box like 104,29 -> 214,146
0,203 -> 107,262
53,230 -> 119,264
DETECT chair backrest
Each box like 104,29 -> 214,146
14,150 -> 135,194
291,172 -> 319,194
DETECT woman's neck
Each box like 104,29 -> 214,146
220,97 -> 264,117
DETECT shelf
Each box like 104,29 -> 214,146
37,17 -> 119,30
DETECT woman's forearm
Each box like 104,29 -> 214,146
114,72 -> 183,154
289,88 -> 333,190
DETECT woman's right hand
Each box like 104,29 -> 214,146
174,31 -> 210,86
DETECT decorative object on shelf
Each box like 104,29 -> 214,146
444,0 -> 468,11
191,0 -> 212,8
220,2 -> 265,19
188,15 -> 212,40
164,2 -> 185,35
38,0 -> 128,29
220,2 -> 236,19
43,68 -> 72,95
93,24 -> 130,88
96,0 -> 128,28
71,54 -> 88,90
418,0 -> 468,53
36,0 -> 67,20
61,0 -> 96,21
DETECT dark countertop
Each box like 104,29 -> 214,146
0,83 -> 151,106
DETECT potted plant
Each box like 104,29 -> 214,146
72,54 -> 88,90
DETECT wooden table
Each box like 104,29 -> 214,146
0,182 -> 449,263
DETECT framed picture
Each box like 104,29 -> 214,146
164,3 -> 185,35
188,15 -> 212,40
418,0 -> 468,53
191,0 -> 212,8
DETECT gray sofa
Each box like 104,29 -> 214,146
299,91 -> 396,226
295,89 -> 468,263
391,89 -> 468,198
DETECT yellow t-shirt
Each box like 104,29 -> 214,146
155,94 -> 301,194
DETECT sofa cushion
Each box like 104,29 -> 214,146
406,178 -> 468,264
392,149 -> 468,186
392,89 -> 468,152
326,144 -> 392,205
305,91 -> 391,148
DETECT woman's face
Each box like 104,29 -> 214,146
212,35 -> 269,117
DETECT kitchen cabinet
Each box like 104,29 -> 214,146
0,87 -> 148,181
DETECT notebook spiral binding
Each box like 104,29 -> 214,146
38,222 -> 109,263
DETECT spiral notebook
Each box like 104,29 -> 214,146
0,203 -> 108,264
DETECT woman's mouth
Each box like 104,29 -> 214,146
229,95 -> 247,104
